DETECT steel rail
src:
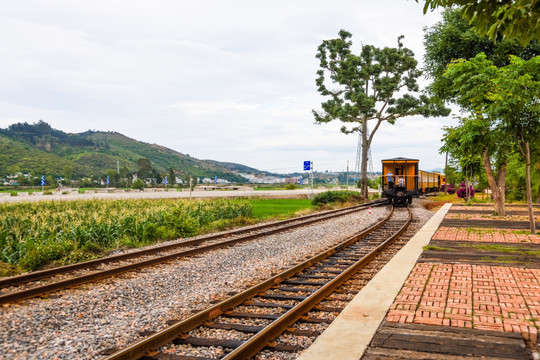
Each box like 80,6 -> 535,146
102,206 -> 397,360
0,200 -> 388,304
223,206 -> 411,359
0,199 -> 386,289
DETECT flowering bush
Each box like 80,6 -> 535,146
456,183 -> 475,199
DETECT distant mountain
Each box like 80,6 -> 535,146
0,121 -> 259,182
428,167 -> 444,173
203,160 -> 277,176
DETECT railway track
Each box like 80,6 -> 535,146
103,205 -> 411,360
0,199 -> 388,305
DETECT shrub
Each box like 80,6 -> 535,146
132,179 -> 145,190
312,190 -> 362,206
10,191 -> 17,197
456,183 -> 475,199
285,183 -> 298,190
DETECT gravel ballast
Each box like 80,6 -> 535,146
0,203 -> 434,359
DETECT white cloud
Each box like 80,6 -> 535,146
0,0 -> 453,173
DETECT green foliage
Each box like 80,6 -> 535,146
132,179 -> 145,190
313,30 -> 449,198
0,122 -> 249,183
0,198 -> 253,271
418,0 -> 540,46
285,183 -> 299,190
423,9 -> 540,100
137,158 -> 152,180
312,190 -> 362,206
168,168 -> 176,185
507,153 -> 527,201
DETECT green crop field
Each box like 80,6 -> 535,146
0,197 -> 321,275
0,198 -> 253,272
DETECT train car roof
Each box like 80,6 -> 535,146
381,157 -> 419,162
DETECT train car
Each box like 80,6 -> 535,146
381,157 -> 443,205
418,170 -> 443,194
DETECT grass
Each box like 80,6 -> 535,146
248,199 -> 314,219
459,243 -> 540,257
423,245 -> 454,251
462,244 -> 520,253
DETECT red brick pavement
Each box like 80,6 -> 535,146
387,263 -> 539,341
433,227 -> 540,244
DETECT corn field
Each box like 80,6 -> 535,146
0,198 -> 252,271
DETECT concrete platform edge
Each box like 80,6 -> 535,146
297,203 -> 452,360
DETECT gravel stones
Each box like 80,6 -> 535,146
0,203 -> 434,359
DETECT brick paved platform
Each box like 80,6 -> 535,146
433,227 -> 540,244
384,202 -> 540,357
387,262 -> 539,341
300,203 -> 538,360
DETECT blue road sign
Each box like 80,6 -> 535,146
303,161 -> 311,171
164,176 -> 168,184
214,176 -> 218,184
41,175 -> 45,186
299,177 -> 303,185
106,176 -> 109,185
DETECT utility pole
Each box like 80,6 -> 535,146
310,161 -> 314,196
189,176 -> 192,199
346,160 -> 349,189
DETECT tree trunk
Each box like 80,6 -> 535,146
536,183 -> 540,204
525,141 -> 536,234
444,152 -> 448,195
360,120 -> 369,200
482,149 -> 507,215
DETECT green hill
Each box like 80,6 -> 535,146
0,121 -> 256,182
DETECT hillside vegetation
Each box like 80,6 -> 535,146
0,121 -> 256,182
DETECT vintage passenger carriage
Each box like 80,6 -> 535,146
381,157 -> 443,205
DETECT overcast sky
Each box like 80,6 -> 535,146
0,1 -> 456,174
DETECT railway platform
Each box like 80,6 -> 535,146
299,203 -> 540,360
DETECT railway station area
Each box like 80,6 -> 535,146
1,199 -> 539,359
300,203 -> 540,360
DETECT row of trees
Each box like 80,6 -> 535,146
313,2 -> 539,233
426,8 -> 539,234
7,158 -> 190,189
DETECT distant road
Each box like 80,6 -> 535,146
0,188 -> 341,203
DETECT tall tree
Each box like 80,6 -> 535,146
444,53 -> 540,232
136,158 -> 152,181
440,116 -> 510,214
417,0 -> 540,45
423,8 -> 540,100
313,30 -> 449,199
168,167 -> 176,185
489,55 -> 540,233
